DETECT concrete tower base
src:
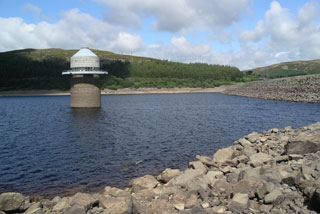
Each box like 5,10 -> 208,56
70,75 -> 101,108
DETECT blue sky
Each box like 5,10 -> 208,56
0,0 -> 319,70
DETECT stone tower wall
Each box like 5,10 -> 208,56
70,75 -> 101,108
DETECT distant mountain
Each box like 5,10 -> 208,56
244,59 -> 320,79
0,48 -> 243,91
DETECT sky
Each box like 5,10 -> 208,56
0,0 -> 320,70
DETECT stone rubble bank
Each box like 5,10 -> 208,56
1,122 -> 320,213
222,74 -> 320,103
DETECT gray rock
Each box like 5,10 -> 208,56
104,186 -> 130,197
99,195 -> 132,214
249,153 -> 273,167
195,155 -> 215,166
228,193 -> 249,213
129,175 -> 159,192
213,147 -> 234,165
168,169 -> 203,187
233,177 -> 263,198
212,180 -> 233,196
25,202 -> 43,214
279,168 -> 301,186
0,192 -> 25,212
159,168 -> 181,183
190,205 -> 206,214
239,167 -> 259,180
285,135 -> 320,155
264,189 -> 284,205
245,132 -> 260,143
226,172 -> 239,184
211,206 -> 226,213
69,192 -> 98,210
236,155 -> 249,164
238,138 -> 253,147
184,194 -> 198,209
189,161 -> 208,174
65,203 -> 86,214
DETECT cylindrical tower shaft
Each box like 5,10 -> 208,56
70,75 -> 101,108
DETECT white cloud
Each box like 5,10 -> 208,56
238,1 -> 320,66
23,3 -> 41,16
239,20 -> 265,42
0,9 -> 144,54
93,0 -> 250,32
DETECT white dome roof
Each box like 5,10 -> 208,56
70,48 -> 99,68
73,48 -> 98,57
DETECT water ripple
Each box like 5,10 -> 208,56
0,94 -> 320,196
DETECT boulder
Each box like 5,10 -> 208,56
238,138 -> 252,147
249,153 -> 273,167
129,175 -> 159,192
228,193 -> 249,213
52,197 -> 71,212
25,202 -> 43,214
211,206 -> 227,214
159,168 -> 181,183
69,192 -> 98,210
245,132 -> 260,143
0,192 -> 26,212
285,135 -> 320,155
104,186 -> 130,197
233,177 -> 263,198
212,180 -> 233,196
264,189 -> 284,205
189,161 -> 208,174
279,168 -> 301,186
184,194 -> 198,209
195,155 -> 215,166
213,147 -> 234,165
257,182 -> 274,200
99,195 -> 132,214
174,203 -> 184,211
239,167 -> 259,180
168,169 -> 203,187
65,203 -> 86,214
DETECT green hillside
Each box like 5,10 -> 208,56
0,48 -> 244,91
245,59 -> 320,79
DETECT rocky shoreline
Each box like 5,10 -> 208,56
1,122 -> 320,213
222,74 -> 320,103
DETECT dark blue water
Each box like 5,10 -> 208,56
0,93 -> 320,196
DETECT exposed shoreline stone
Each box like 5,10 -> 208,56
222,74 -> 320,103
1,122 -> 320,213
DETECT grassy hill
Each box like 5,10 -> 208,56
245,59 -> 320,79
0,48 -> 244,91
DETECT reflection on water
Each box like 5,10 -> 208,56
0,93 -> 320,196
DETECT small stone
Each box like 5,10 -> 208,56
201,202 -> 210,209
211,206 -> 226,213
174,203 -> 184,211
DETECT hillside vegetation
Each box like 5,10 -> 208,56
0,48 -> 244,91
245,59 -> 320,79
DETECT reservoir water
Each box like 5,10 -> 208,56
0,93 -> 320,196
